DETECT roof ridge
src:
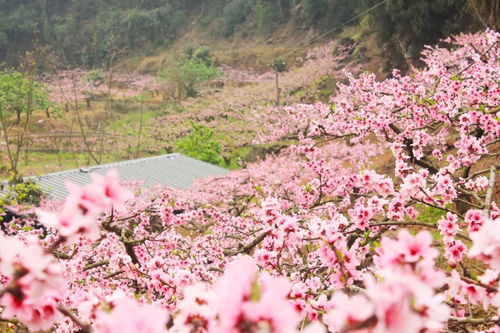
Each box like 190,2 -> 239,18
36,153 -> 183,179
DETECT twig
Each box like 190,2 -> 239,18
58,305 -> 91,333
454,197 -> 482,209
223,230 -> 270,256
460,275 -> 498,293
412,197 -> 464,219
466,165 -> 497,180
457,187 -> 483,205
83,260 -> 109,271
52,250 -> 72,260
454,40 -> 499,77
104,271 -> 124,279
208,267 -> 224,273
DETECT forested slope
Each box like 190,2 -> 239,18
0,0 -> 496,69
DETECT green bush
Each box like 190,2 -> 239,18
160,46 -> 218,98
0,180 -> 45,230
177,123 -> 223,165
178,59 -> 218,83
0,180 -> 45,212
192,46 -> 213,66
161,57 -> 218,98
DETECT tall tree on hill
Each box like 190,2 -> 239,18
362,0 -> 474,69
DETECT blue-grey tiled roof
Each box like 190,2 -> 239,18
17,153 -> 229,200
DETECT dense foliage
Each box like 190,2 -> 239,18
0,71 -> 49,124
0,71 -> 52,177
0,30 -> 498,332
0,0 -> 489,67
177,122 -> 223,165
160,47 -> 219,98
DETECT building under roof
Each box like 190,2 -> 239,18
16,153 -> 229,200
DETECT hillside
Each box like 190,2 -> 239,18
0,36 -> 364,177
1,0 -> 494,70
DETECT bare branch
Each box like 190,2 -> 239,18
466,165 -> 498,180
58,305 -> 91,333
460,275 -> 498,293
224,231 -> 270,256
83,260 -> 109,271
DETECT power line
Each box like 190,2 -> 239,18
280,0 -> 387,60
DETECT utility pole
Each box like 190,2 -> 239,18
270,59 -> 287,106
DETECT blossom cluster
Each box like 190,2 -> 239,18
0,30 -> 499,332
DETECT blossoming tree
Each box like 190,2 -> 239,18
0,30 -> 499,332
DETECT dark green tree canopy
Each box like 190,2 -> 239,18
0,0 -> 483,68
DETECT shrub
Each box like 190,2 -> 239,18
0,181 -> 45,207
176,122 -> 223,165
